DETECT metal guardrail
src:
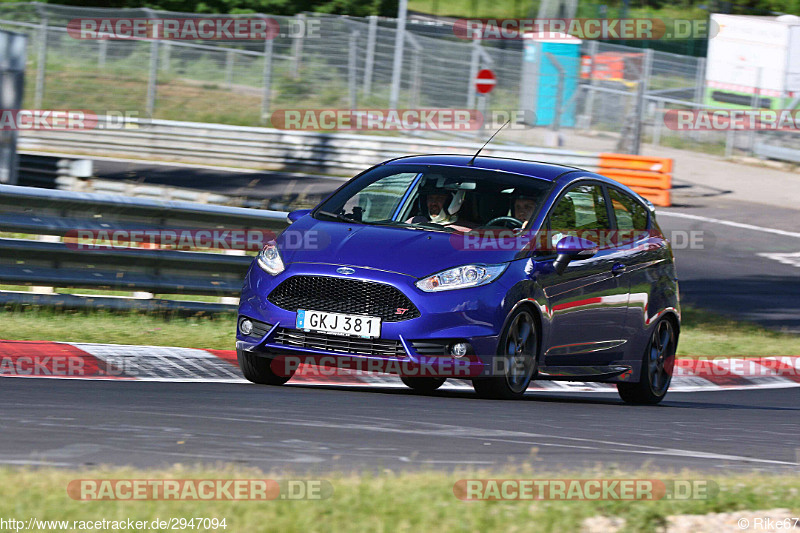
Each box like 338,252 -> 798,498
19,118 -> 604,174
0,184 -> 291,313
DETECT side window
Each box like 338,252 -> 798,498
608,188 -> 649,231
550,183 -> 610,231
546,183 -> 610,249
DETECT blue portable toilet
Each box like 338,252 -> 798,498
519,32 -> 582,128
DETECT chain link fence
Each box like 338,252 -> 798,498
0,2 -> 795,158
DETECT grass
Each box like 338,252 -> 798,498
0,465 -> 797,532
0,305 -> 797,356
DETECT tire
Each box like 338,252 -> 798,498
617,318 -> 677,405
237,349 -> 295,385
401,376 -> 446,393
473,307 -> 539,400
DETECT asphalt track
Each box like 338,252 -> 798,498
1,378 -> 798,473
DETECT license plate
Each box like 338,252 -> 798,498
296,309 -> 382,338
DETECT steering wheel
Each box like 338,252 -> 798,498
486,216 -> 523,229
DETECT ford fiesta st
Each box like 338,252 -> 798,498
236,155 -> 680,404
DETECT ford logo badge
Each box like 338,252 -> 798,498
336,267 -> 355,275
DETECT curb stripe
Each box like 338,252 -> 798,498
2,340 -> 799,392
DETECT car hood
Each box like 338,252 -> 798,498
277,216 -> 517,279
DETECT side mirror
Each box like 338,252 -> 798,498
553,237 -> 598,275
287,209 -> 311,223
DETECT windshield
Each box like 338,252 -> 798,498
314,164 -> 553,233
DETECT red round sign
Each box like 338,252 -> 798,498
475,69 -> 496,95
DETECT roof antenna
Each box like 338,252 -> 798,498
468,119 -> 510,166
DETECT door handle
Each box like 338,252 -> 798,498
611,263 -> 626,276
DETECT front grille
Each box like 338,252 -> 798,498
267,275 -> 421,322
273,327 -> 405,357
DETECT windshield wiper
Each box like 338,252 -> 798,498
316,210 -> 364,224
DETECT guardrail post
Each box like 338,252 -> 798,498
261,36 -> 274,125
348,30 -> 359,109
362,15 -> 377,96
290,13 -> 305,79
146,40 -> 159,118
34,15 -> 48,109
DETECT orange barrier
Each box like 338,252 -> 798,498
597,153 -> 673,207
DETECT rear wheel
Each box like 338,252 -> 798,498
401,376 -> 446,393
473,308 -> 538,400
617,318 -> 676,405
237,349 -> 295,385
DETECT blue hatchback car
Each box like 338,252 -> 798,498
236,155 -> 680,403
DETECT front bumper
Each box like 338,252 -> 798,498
236,261 -> 510,377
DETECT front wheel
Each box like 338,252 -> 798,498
617,318 -> 677,405
401,376 -> 446,393
473,307 -> 538,400
237,349 -> 295,385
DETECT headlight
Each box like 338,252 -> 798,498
415,264 -> 507,292
256,242 -> 285,276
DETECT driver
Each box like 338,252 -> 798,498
408,188 -> 474,232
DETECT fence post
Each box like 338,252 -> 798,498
290,13 -> 305,79
98,39 -> 107,69
34,15 -> 48,109
261,37 -> 274,125
225,49 -> 235,89
348,30 -> 359,109
362,15 -> 377,96
652,98 -> 663,146
629,48 -> 652,155
579,39 -> 598,130
693,57 -> 706,105
748,66 -> 762,155
389,0 -> 408,109
467,33 -> 481,108
725,128 -> 735,159
545,52 -> 564,146
146,39 -> 159,118
160,41 -> 171,72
